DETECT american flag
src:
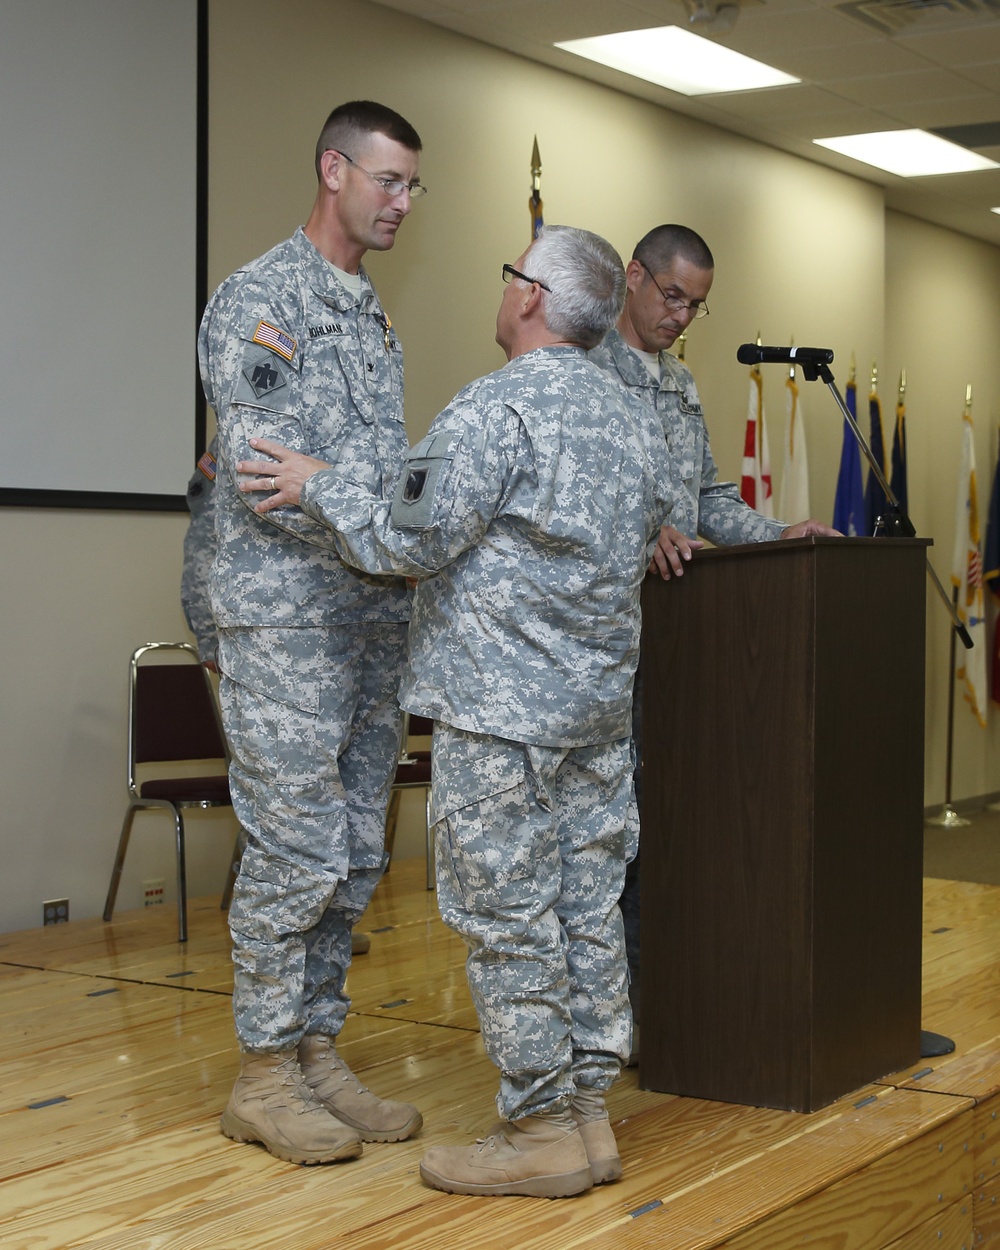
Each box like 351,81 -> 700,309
253,320 -> 296,362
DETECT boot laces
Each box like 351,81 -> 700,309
269,1055 -> 326,1114
325,1051 -> 372,1095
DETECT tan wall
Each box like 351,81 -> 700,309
885,210 -> 1000,805
1,0 -> 997,932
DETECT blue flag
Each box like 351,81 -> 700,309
864,389 -> 889,534
890,398 -> 908,518
983,438 -> 1000,704
833,380 -> 865,536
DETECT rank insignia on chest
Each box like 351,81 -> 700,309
252,320 -> 297,362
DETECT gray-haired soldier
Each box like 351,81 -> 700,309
237,225 -> 671,1198
197,101 -> 426,1165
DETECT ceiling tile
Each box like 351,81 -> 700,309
892,94 -> 1000,128
957,62 -> 1000,92
825,66 -> 986,106
705,83 -> 849,118
779,38 -> 938,79
892,23 -> 1000,66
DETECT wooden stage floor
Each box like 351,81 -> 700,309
1,862 -> 999,1249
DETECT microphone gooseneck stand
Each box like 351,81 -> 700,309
742,345 -> 959,1061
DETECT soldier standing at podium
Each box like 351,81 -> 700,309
588,223 -> 838,1053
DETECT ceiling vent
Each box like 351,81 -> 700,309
835,0 -> 1000,33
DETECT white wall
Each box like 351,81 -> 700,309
1,0 -> 998,932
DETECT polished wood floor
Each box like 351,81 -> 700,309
1,862 -> 999,1249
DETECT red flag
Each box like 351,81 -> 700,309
740,364 -> 773,515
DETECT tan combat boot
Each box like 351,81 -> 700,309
419,1108 -> 593,1198
220,1050 -> 363,1165
298,1033 -> 423,1143
570,1086 -> 622,1184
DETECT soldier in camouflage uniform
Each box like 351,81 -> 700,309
237,225 -> 671,1198
589,223 -> 837,1048
197,101 -> 426,1166
181,435 -> 220,667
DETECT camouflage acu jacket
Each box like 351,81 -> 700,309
589,328 -> 786,545
301,345 -> 671,747
198,227 -> 410,626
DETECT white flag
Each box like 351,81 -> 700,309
952,410 -> 988,727
780,372 -> 810,521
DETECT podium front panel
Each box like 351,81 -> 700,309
639,538 -> 926,1112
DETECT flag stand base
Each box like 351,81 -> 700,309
925,804 -> 970,828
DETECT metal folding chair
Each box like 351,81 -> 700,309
103,642 -> 238,941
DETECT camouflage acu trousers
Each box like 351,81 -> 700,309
218,623 -> 406,1052
431,724 -> 637,1120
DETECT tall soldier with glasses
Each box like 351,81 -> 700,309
198,101 -> 426,1165
589,224 -> 837,1058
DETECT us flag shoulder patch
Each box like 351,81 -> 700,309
253,320 -> 297,362
196,450 -> 217,480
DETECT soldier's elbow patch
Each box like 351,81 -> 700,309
391,433 -> 456,529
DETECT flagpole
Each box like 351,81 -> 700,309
529,137 -> 543,241
926,582 -> 970,827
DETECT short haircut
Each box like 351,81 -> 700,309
315,100 -> 422,179
526,225 -> 626,351
632,224 -> 714,274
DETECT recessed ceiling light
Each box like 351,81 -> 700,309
814,130 -> 998,177
991,207 -> 1000,215
555,26 -> 799,96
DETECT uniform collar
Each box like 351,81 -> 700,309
291,227 -> 380,314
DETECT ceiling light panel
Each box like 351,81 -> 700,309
814,128 -> 1000,175
555,26 -> 800,96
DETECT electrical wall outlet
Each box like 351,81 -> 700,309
43,898 -> 69,926
143,879 -> 165,907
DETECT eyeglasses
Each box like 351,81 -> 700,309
639,260 -> 709,319
502,263 -> 551,293
329,149 -> 427,198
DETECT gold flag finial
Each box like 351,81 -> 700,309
677,329 -> 687,361
965,383 -> 973,412
849,352 -> 856,384
898,369 -> 906,400
788,335 -> 795,379
529,137 -> 543,240
870,360 -> 878,391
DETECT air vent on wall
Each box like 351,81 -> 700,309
835,0 -> 1000,33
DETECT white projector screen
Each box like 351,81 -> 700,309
0,0 -> 202,511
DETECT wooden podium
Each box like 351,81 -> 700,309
639,537 -> 928,1112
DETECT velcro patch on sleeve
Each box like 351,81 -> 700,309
252,320 -> 297,362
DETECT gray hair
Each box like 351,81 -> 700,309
526,226 -> 626,350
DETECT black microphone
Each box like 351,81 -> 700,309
736,344 -> 834,366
